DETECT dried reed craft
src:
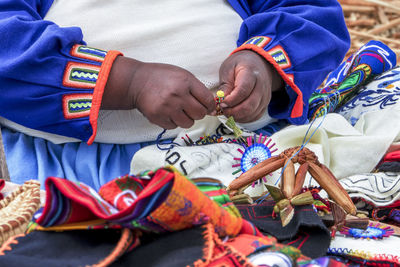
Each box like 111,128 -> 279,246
228,146 -> 357,216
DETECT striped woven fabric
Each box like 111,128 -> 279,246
35,167 -> 244,237
193,177 -> 241,218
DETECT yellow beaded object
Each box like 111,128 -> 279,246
215,90 -> 225,115
216,90 -> 225,99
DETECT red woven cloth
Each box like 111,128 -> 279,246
0,179 -> 4,200
383,150 -> 400,162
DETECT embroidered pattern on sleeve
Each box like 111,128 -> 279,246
70,44 -> 107,62
231,38 -> 303,119
267,45 -> 292,69
63,94 -> 93,119
244,36 -> 271,49
62,62 -> 101,89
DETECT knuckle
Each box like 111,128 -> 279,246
179,120 -> 194,129
175,71 -> 191,86
194,109 -> 207,120
192,113 -> 203,120
251,69 -> 261,78
205,94 -> 215,106
164,88 -> 181,98
164,123 -> 176,130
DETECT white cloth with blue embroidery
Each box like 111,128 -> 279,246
131,67 -> 400,196
339,172 -> 400,207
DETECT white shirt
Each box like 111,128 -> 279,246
0,0 -> 274,144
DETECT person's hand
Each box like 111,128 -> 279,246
102,56 -> 215,129
218,50 -> 283,123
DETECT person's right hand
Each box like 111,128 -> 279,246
102,56 -> 215,129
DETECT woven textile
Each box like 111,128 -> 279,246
376,162 -> 400,172
193,177 -> 241,218
0,229 -> 136,267
328,235 -> 400,266
0,179 -> 4,200
308,40 -> 397,120
36,167 -> 243,237
236,201 -> 330,259
340,172 -> 400,207
384,151 -> 400,162
194,224 -> 308,267
0,223 -> 309,267
337,65 -> 400,126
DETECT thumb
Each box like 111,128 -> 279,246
219,62 -> 236,98
223,67 -> 255,108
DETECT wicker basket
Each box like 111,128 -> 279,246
338,0 -> 400,61
0,180 -> 41,245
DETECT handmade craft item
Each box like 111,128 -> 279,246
328,200 -> 369,238
340,222 -> 394,240
0,180 -> 41,245
228,146 -> 357,216
264,184 -> 314,227
215,90 -> 225,115
232,133 -> 276,186
225,116 -> 247,145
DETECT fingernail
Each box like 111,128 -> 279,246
220,103 -> 228,109
210,110 -> 217,116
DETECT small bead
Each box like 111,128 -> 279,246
216,90 -> 225,98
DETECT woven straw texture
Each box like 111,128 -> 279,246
0,181 -> 41,245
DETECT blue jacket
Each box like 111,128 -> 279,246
0,0 -> 350,144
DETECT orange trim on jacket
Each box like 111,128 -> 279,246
232,44 -> 303,119
88,50 -> 123,145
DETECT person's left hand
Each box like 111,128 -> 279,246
218,50 -> 283,123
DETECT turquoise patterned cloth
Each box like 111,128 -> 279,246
308,40 -> 397,120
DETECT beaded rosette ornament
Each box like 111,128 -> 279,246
340,222 -> 394,240
232,133 -> 277,187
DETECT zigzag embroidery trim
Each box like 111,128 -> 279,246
70,44 -> 107,62
244,36 -> 271,49
63,62 -> 101,89
328,248 -> 400,264
267,45 -> 292,69
63,93 -> 93,119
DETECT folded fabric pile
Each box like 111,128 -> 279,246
1,168 -> 330,266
